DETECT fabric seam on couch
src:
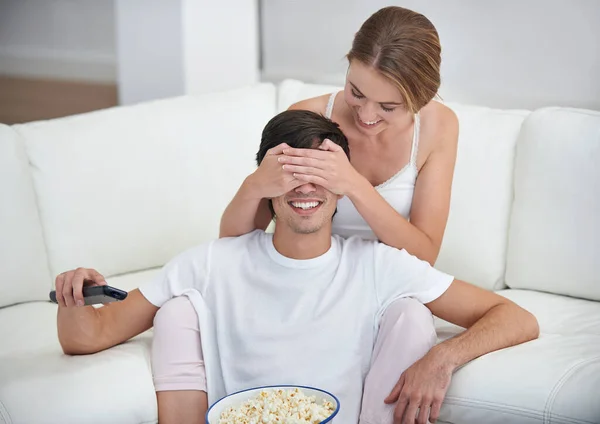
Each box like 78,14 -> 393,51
14,127 -> 55,292
444,395 -> 595,424
544,355 -> 600,424
0,398 -> 12,424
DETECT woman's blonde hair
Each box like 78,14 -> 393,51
347,6 -> 441,114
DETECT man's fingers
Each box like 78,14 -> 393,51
385,374 -> 405,404
402,397 -> 421,424
89,269 -> 107,286
54,273 -> 66,307
429,400 -> 442,423
71,268 -> 88,307
417,400 -> 431,424
62,272 -> 75,307
393,392 -> 409,424
267,143 -> 290,156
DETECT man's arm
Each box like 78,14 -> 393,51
58,289 -> 158,355
386,280 -> 539,424
426,279 -> 539,367
55,267 -> 159,355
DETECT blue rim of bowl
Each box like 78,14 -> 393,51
205,384 -> 341,423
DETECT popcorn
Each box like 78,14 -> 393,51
218,387 -> 335,424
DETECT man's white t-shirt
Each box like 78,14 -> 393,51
139,230 -> 453,423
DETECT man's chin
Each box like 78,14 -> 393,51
290,224 -> 322,235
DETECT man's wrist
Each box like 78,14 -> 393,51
429,341 -> 462,373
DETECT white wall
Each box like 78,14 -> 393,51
261,0 -> 600,111
115,0 -> 185,104
0,0 -> 116,82
115,0 -> 259,105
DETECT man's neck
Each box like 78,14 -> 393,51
272,226 -> 332,260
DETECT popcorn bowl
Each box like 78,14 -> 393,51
206,385 -> 340,423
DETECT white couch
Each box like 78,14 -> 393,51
1,79 -> 599,424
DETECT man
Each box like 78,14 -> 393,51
56,110 -> 539,424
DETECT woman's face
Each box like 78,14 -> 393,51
344,60 -> 412,136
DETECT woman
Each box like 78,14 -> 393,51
152,6 -> 458,424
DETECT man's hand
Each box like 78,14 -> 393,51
385,348 -> 453,424
55,267 -> 107,307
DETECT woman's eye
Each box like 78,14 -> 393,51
351,90 -> 365,99
381,105 -> 396,113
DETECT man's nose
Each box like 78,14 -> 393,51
295,183 -> 317,194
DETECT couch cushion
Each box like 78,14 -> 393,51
434,289 -> 600,424
15,83 -> 276,280
277,79 -> 341,112
435,103 -> 529,290
0,269 -> 162,424
106,267 -> 161,293
0,125 -> 52,307
277,80 -> 530,291
505,107 -> 600,301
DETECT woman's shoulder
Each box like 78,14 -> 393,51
421,99 -> 458,137
417,100 -> 459,165
287,93 -> 332,115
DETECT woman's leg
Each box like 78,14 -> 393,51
359,298 -> 437,424
152,296 -> 208,424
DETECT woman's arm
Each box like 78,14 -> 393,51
348,109 -> 458,264
219,177 -> 272,237
282,105 -> 458,264
220,96 -> 329,238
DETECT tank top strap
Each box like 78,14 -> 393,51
325,91 -> 340,119
409,113 -> 421,166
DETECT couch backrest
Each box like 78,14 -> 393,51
0,125 -> 52,307
277,79 -> 529,291
14,83 -> 276,281
506,107 -> 600,301
436,103 -> 529,290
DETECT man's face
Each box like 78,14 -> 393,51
272,183 -> 341,234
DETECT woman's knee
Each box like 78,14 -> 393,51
380,297 -> 437,346
152,296 -> 206,392
153,296 -> 198,332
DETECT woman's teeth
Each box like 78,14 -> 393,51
291,201 -> 320,210
360,118 -> 381,126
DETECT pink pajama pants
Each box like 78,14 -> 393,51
151,296 -> 437,424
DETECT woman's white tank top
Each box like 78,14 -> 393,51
325,91 -> 420,240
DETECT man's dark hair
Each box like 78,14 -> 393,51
256,110 -> 350,219
256,110 -> 350,166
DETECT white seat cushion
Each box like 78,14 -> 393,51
15,84 -> 276,281
0,125 -> 52,307
506,107 -> 600,301
0,268 -> 162,424
434,289 -> 600,423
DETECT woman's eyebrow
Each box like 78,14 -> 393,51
349,82 -> 402,105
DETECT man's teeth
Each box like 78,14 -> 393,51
291,201 -> 320,209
